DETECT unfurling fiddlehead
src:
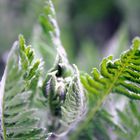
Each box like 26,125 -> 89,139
43,53 -> 86,136
40,0 -> 87,136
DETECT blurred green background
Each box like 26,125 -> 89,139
0,0 -> 140,79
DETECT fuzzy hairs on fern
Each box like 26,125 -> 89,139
42,53 -> 87,136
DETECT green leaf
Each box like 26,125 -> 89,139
0,35 -> 49,139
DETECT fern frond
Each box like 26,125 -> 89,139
81,37 -> 140,103
39,0 -> 62,49
32,0 -> 67,71
115,101 -> 140,140
0,35 -> 49,139
71,37 -> 140,139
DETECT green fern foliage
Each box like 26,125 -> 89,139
115,101 -> 140,140
81,37 -> 140,100
1,0 -> 140,139
0,35 -> 48,140
39,0 -> 61,48
32,0 -> 66,71
71,37 -> 140,139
